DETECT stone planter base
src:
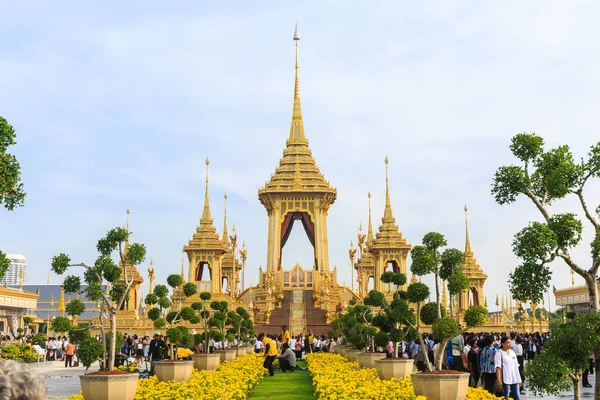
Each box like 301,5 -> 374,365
79,373 -> 138,400
357,352 -> 385,369
154,360 -> 194,382
215,349 -> 237,362
411,372 -> 470,400
191,353 -> 221,372
246,346 -> 255,355
236,347 -> 246,358
345,349 -> 360,362
374,359 -> 415,380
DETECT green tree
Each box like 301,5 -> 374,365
492,133 -> 600,395
0,251 -> 9,282
372,273 -> 417,359
525,312 -> 600,400
51,316 -> 71,333
145,274 -> 197,359
492,133 -> 600,308
411,232 -> 465,319
0,116 -> 25,211
51,226 -> 146,371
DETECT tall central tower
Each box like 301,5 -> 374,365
258,23 -> 337,287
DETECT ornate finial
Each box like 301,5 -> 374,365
19,269 -> 24,289
181,253 -> 185,283
382,156 -> 396,225
58,284 -> 65,317
571,268 -> 575,286
359,222 -> 363,232
47,271 -> 51,285
294,21 -> 300,41
464,204 -> 473,256
232,224 -> 236,233
124,208 -> 131,255
350,240 -> 354,248
201,156 -> 213,223
495,293 -> 499,307
367,191 -> 374,243
222,193 -> 230,246
484,297 -> 488,307
288,22 -> 307,143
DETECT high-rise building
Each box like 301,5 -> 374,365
0,254 -> 26,286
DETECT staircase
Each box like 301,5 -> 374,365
254,290 -> 330,336
303,290 -> 329,336
289,290 -> 305,335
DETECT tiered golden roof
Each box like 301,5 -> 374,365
258,24 -> 336,202
118,208 -> 144,284
184,158 -> 228,255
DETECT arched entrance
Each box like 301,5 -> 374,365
279,211 -> 316,270
195,261 -> 212,292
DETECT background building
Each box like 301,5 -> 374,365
0,254 -> 26,286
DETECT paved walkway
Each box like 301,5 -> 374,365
34,360 -> 99,400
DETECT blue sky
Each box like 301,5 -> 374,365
1,0 -> 599,310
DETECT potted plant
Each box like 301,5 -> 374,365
209,301 -> 236,362
51,226 -> 144,400
334,302 -> 370,362
228,306 -> 254,357
408,232 -> 488,400
371,272 -> 418,379
357,290 -> 386,369
190,292 -> 222,371
145,274 -> 198,382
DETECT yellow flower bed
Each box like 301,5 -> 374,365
306,353 -> 426,400
62,353 -> 267,400
306,353 -> 502,400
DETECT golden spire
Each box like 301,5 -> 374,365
181,253 -> 185,283
47,271 -> 50,285
367,191 -> 375,243
201,157 -> 213,224
464,205 -> 473,256
382,157 -> 395,223
124,208 -> 131,256
222,193 -> 230,246
571,268 -> 575,286
19,269 -> 24,289
58,285 -> 65,317
442,280 -> 448,309
484,297 -> 488,308
288,21 -> 307,144
148,259 -> 155,294
495,293 -> 499,307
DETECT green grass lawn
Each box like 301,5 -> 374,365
250,360 -> 315,400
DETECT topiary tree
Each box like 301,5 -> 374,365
525,312 -> 600,400
230,306 -> 253,347
372,273 -> 417,359
208,301 -> 232,346
145,273 -> 198,359
51,316 -> 71,334
363,290 -> 386,352
51,226 -> 146,371
191,292 -> 213,352
31,332 -> 46,346
411,232 -> 465,319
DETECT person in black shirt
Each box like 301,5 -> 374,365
149,332 -> 167,374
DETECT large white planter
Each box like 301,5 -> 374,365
79,373 -> 138,400
236,347 -> 246,358
191,353 -> 221,372
345,349 -> 360,362
375,359 -> 415,380
357,352 -> 385,369
246,346 -> 255,355
215,349 -> 236,362
411,372 -> 470,400
154,360 -> 194,382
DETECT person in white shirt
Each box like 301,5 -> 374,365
289,337 -> 296,351
495,337 -> 522,400
254,339 -> 264,353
